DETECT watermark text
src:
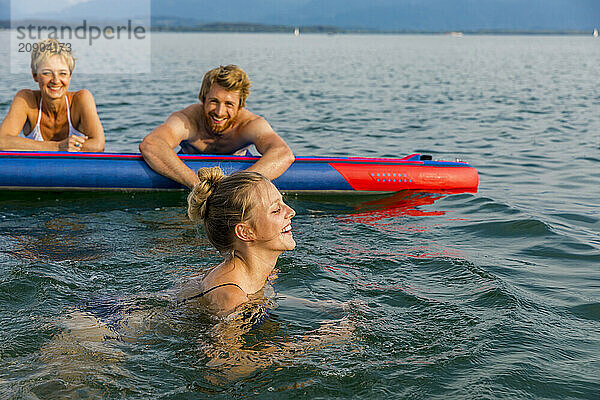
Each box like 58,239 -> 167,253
15,20 -> 146,46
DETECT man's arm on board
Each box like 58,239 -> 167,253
243,117 -> 294,180
139,110 -> 200,189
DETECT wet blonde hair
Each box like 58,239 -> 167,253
30,38 -> 75,75
187,167 -> 269,254
198,65 -> 251,108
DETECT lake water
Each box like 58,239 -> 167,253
0,33 -> 599,399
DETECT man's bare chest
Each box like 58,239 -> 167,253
184,133 -> 245,154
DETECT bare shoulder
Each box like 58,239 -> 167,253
237,109 -> 273,136
4,90 -> 37,118
15,88 -> 34,98
70,90 -> 98,112
179,103 -> 203,122
207,284 -> 248,316
72,89 -> 95,102
238,108 -> 264,125
1,90 -> 36,137
13,89 -> 37,106
170,103 -> 202,131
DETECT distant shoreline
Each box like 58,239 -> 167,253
0,20 -> 595,36
150,22 -> 595,35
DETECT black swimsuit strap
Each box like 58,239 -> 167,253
183,283 -> 244,303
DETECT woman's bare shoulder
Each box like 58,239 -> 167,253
71,89 -> 96,104
207,284 -> 248,316
13,89 -> 38,105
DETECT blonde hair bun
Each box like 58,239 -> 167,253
187,167 -> 225,223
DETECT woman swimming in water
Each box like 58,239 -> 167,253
40,169 -> 352,387
178,166 -> 296,316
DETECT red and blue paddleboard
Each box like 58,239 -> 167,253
0,151 -> 478,193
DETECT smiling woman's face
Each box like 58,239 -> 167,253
248,181 -> 296,252
34,55 -> 71,100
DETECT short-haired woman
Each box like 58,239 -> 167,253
0,38 -> 104,152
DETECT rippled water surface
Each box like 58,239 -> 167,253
1,33 -> 599,399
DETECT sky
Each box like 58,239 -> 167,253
8,0 -> 149,21
11,0 -> 73,18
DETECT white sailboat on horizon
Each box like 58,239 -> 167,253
594,28 -> 599,38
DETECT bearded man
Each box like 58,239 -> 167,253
139,64 -> 294,189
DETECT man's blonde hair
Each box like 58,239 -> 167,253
30,38 -> 75,75
198,65 -> 251,107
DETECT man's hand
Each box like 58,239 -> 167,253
139,111 -> 200,189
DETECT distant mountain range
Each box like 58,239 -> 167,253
1,0 -> 598,32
